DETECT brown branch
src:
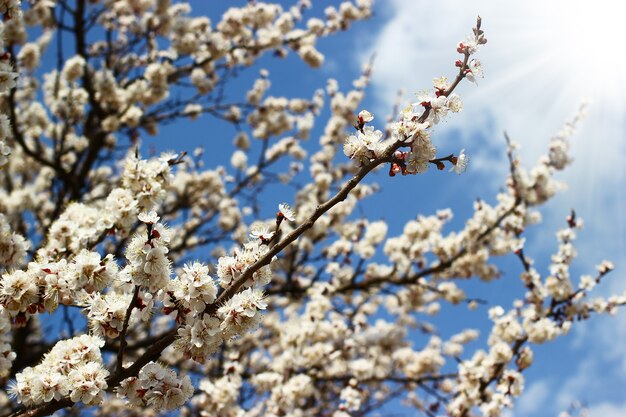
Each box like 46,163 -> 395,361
205,149 -> 397,315
205,17 -> 481,315
335,199 -> 521,294
5,399 -> 73,417
106,328 -> 178,388
116,285 -> 140,372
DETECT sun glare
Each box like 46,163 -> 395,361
536,1 -> 626,105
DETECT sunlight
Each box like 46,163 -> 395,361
366,0 -> 626,265
543,0 -> 626,105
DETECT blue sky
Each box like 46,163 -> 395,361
155,1 -> 626,416
32,1 -> 626,415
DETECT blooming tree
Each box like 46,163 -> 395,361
0,1 -> 620,417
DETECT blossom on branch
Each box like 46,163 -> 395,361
0,5 -> 620,417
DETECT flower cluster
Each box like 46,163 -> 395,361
84,291 -> 134,338
343,22 -> 486,177
123,212 -> 172,292
117,361 -> 193,411
216,241 -> 273,288
218,287 -> 268,339
0,213 -> 29,268
0,5 -> 622,417
170,261 -> 217,314
122,153 -> 174,212
175,314 -> 222,363
9,335 -> 108,407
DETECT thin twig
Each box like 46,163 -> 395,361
116,286 -> 140,372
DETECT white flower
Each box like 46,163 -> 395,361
171,262 -> 217,312
0,140 -> 10,167
466,59 -> 484,84
138,211 -> 160,224
450,149 -> 469,174
597,260 -> 614,274
32,371 -> 68,403
158,152 -> 178,164
358,109 -> 373,123
71,250 -> 116,293
343,134 -> 364,160
0,270 -> 39,315
249,224 -> 275,241
175,316 -> 222,362
432,76 -> 450,90
0,61 -> 18,93
184,103 -> 203,119
143,246 -> 170,275
123,362 -> 194,411
68,362 -> 109,405
218,288 -> 267,337
62,56 -> 86,82
0,114 -> 11,140
405,135 -> 436,175
428,95 -> 450,125
230,150 -> 248,170
139,362 -> 167,386
340,386 -> 363,411
278,203 -> 296,222
343,126 -> 385,164
459,36 -> 480,54
525,317 -> 559,344
85,292 -> 132,338
447,94 -> 463,113
216,242 -> 272,289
